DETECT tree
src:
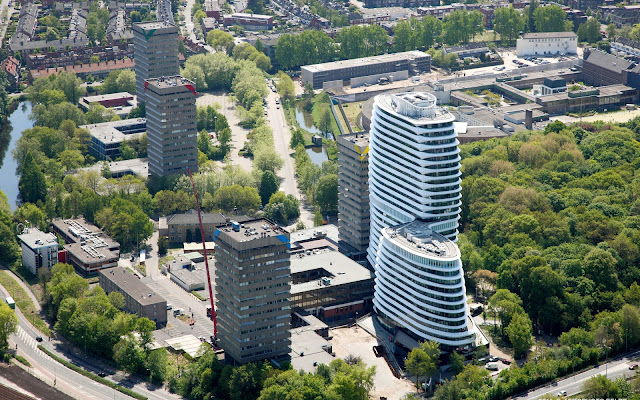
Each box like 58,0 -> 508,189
582,375 -> 621,398
315,174 -> 338,215
108,292 -> 125,310
534,5 -> 567,32
577,17 -> 602,43
583,248 -> 619,292
318,107 -> 333,134
493,7 -> 525,44
505,312 -> 533,359
158,235 -> 168,256
0,301 -> 17,350
19,152 -> 47,205
450,351 -> 464,375
113,334 -> 145,374
259,171 -> 279,206
207,30 -> 235,54
290,129 -> 305,149
254,146 -> 284,173
146,348 -> 168,382
58,149 -> 85,171
276,71 -> 295,102
405,341 -> 440,391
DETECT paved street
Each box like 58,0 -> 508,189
266,90 -> 315,229
0,0 -> 14,45
519,351 -> 640,399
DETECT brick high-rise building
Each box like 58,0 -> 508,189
213,219 -> 291,364
133,21 -> 179,104
337,133 -> 370,264
145,76 -> 198,176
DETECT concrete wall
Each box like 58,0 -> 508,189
516,37 -> 578,57
350,70 -> 409,88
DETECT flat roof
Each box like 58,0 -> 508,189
290,329 -> 335,372
133,21 -> 176,31
81,118 -> 146,143
219,218 -> 289,243
100,267 -> 166,305
302,51 -> 428,73
290,224 -> 339,244
231,13 -> 272,19
77,158 -> 149,177
82,92 -> 135,103
67,241 -> 118,263
146,75 -> 194,90
291,250 -> 374,295
339,132 -> 370,149
522,32 -> 577,39
378,92 -> 454,123
383,220 -> 459,260
18,228 -> 58,249
170,266 -> 207,286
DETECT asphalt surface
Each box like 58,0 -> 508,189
516,350 -> 640,399
266,89 -> 315,229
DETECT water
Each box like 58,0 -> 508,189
294,102 -> 322,135
305,146 -> 329,166
0,102 -> 33,211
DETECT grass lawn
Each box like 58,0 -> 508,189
135,264 -> 147,277
341,101 -> 365,131
0,271 -> 51,336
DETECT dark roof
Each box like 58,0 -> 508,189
100,267 -> 166,305
584,49 -> 636,74
543,76 -> 567,88
166,210 -> 250,226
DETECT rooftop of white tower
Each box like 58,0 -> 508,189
377,92 -> 454,122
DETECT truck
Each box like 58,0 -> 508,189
5,297 -> 15,309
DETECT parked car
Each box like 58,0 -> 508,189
501,358 -> 512,365
488,356 -> 499,362
486,362 -> 499,371
630,363 -> 639,370
98,372 -> 107,378
35,336 -> 43,342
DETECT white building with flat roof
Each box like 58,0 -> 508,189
516,31 -> 578,57
17,228 -> 59,275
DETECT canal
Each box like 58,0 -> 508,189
0,101 -> 33,211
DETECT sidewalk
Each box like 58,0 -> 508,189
3,268 -> 41,311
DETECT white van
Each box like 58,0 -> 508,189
486,362 -> 499,371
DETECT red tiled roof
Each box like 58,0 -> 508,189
1,57 -> 20,77
29,58 -> 135,79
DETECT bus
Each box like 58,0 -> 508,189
5,297 -> 15,309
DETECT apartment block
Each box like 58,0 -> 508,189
100,267 -> 167,327
145,76 -> 198,176
133,21 -> 180,103
17,228 -> 59,275
213,219 -> 291,364
337,133 -> 370,262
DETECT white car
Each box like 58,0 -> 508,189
557,391 -> 567,396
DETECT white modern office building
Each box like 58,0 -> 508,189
367,92 -> 475,350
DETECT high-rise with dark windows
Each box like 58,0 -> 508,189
213,219 -> 292,364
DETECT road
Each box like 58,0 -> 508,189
182,0 -> 197,42
266,89 -> 315,229
518,351 -> 640,399
0,0 -> 14,45
0,270 -> 179,400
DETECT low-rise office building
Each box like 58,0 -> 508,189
52,218 -> 120,275
17,228 -> 59,275
516,31 -> 578,57
223,13 -> 273,31
302,51 -> 431,89
82,118 -> 146,161
159,211 -> 249,244
100,267 -> 167,326
582,48 -> 640,87
80,92 -> 137,119
291,250 -> 374,324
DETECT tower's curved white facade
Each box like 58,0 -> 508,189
368,92 -> 474,349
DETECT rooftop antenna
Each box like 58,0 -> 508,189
188,168 -> 217,340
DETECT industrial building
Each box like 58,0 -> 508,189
301,51 -> 431,89
100,267 -> 167,327
17,228 -> 59,275
367,92 -> 476,351
291,250 -> 374,324
145,76 -> 198,177
213,219 -> 291,364
52,218 -> 120,275
516,32 -> 578,57
133,21 -> 180,103
82,118 -> 146,161
337,133 -> 370,263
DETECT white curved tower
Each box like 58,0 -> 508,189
368,92 -> 474,349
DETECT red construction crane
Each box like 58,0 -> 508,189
188,168 -> 217,339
